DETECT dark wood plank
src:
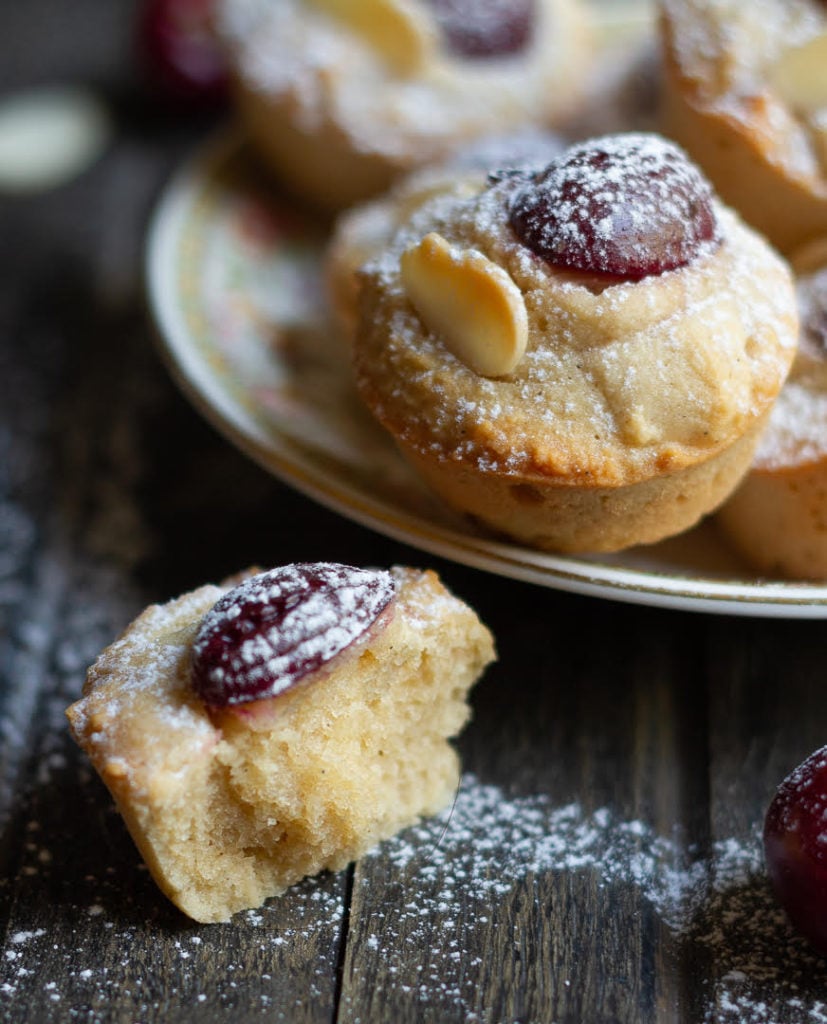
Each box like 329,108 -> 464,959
338,594 -> 715,1023
0,164 -> 353,1021
701,617 -> 827,1023
4,2 -> 827,1022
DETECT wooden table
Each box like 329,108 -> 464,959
3,2 -> 827,1021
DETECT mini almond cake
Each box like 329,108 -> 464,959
66,563 -> 495,923
352,133 -> 798,554
215,0 -> 591,209
660,0 -> 827,254
717,240 -> 827,579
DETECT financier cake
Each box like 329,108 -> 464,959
659,0 -> 827,254
215,0 -> 591,209
717,240 -> 827,578
352,132 -> 799,553
66,563 -> 495,922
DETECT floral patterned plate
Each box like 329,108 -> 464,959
146,131 -> 827,617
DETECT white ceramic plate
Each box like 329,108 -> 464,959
146,132 -> 827,618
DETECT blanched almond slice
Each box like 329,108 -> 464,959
400,232 -> 528,378
771,31 -> 827,113
307,0 -> 436,75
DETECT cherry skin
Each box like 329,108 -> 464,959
428,0 -> 536,58
764,745 -> 827,954
508,133 -> 720,281
136,0 -> 228,105
191,564 -> 396,708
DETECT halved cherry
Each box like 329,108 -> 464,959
191,564 -> 396,707
509,133 -> 720,280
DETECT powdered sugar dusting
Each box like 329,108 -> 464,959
755,265 -> 827,468
371,775 -> 704,930
5,754 -> 827,1021
66,585 -> 222,748
190,563 -> 396,706
662,0 -> 826,180
509,133 -> 719,278
359,135 -> 796,480
663,0 -> 824,85
754,381 -> 827,468
216,0 -> 578,160
347,774 -> 827,1023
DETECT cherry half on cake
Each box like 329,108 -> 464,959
427,0 -> 536,58
508,133 -> 720,280
764,745 -> 827,955
191,563 -> 396,708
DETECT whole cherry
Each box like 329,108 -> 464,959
136,0 -> 228,105
508,133 -> 720,280
764,745 -> 827,954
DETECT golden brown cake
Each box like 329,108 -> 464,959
325,129 -> 565,342
659,0 -> 827,254
215,0 -> 591,209
717,240 -> 827,578
352,133 -> 799,554
66,563 -> 495,923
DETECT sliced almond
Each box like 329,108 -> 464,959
400,232 -> 528,378
306,0 -> 436,75
770,31 -> 827,113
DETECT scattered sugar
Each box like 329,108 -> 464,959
344,774 -> 827,1022
9,931 -> 46,946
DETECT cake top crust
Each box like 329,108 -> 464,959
355,133 -> 798,485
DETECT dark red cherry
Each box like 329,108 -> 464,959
191,564 -> 396,707
136,0 -> 228,105
428,0 -> 536,58
508,133 -> 720,280
764,745 -> 827,955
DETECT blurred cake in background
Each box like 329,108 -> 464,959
660,0 -> 827,254
215,0 -> 592,209
718,239 -> 827,579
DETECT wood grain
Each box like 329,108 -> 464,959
3,2 -> 827,1022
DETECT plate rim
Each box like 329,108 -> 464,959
145,130 -> 827,619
